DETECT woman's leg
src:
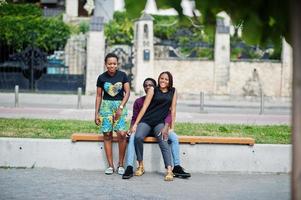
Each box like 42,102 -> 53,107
112,100 -> 128,168
125,133 -> 136,167
134,123 -> 151,176
168,131 -> 180,166
116,130 -> 127,167
168,131 -> 191,178
99,100 -> 115,170
153,123 -> 172,169
103,132 -> 114,168
134,123 -> 152,163
122,133 -> 135,179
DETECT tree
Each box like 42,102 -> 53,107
125,0 -> 289,48
0,3 -> 70,53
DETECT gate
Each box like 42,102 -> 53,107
106,45 -> 134,88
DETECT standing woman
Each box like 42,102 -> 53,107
95,53 -> 130,175
131,71 -> 177,181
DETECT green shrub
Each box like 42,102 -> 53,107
105,11 -> 133,45
269,45 -> 282,60
79,21 -> 89,34
68,21 -> 90,35
231,47 -> 243,60
0,3 -> 41,16
230,36 -> 281,60
196,48 -> 213,59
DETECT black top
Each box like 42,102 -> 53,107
96,70 -> 129,101
141,87 -> 175,126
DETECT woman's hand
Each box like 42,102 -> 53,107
130,124 -> 137,133
114,108 -> 122,121
95,114 -> 100,126
126,130 -> 132,137
161,124 -> 169,141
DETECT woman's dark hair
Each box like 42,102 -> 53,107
105,53 -> 118,63
158,71 -> 173,90
143,78 -> 157,87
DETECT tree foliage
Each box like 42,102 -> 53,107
104,11 -> 134,45
124,0 -> 147,19
0,3 -> 41,16
0,3 -> 70,52
124,0 -> 290,48
105,11 -> 214,46
153,15 -> 214,59
153,15 -> 214,44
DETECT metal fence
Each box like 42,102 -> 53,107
154,39 -> 214,60
0,34 -> 86,93
230,38 -> 282,61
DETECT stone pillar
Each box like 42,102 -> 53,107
281,38 -> 293,96
133,13 -> 154,93
85,17 -> 105,95
65,0 -> 78,17
64,34 -> 87,75
214,12 -> 231,94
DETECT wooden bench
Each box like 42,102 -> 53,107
71,133 -> 255,146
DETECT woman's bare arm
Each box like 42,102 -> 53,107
114,82 -> 130,120
95,87 -> 103,125
170,89 -> 177,130
130,87 -> 154,132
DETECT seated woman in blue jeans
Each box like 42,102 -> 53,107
130,72 -> 181,181
122,78 -> 190,180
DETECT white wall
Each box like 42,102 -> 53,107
0,138 -> 291,173
154,59 -> 288,97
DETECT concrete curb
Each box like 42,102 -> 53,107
0,138 -> 291,173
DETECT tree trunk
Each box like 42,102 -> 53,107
291,0 -> 301,199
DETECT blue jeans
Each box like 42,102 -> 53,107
126,130 -> 180,167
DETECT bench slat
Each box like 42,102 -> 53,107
71,133 -> 255,146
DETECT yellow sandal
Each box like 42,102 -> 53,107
164,171 -> 174,181
135,165 -> 145,176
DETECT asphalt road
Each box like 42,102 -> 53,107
0,168 -> 290,200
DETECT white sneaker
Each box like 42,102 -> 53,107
105,167 -> 114,175
117,166 -> 125,175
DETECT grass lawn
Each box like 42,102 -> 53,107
0,118 -> 291,144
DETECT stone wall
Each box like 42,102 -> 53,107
154,59 -> 215,94
228,61 -> 282,96
154,59 -> 289,97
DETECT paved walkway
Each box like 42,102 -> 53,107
0,92 -> 291,124
0,92 -> 291,114
0,107 -> 290,125
0,168 -> 290,200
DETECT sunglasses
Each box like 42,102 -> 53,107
143,84 -> 154,87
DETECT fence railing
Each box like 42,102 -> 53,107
179,92 -> 291,115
